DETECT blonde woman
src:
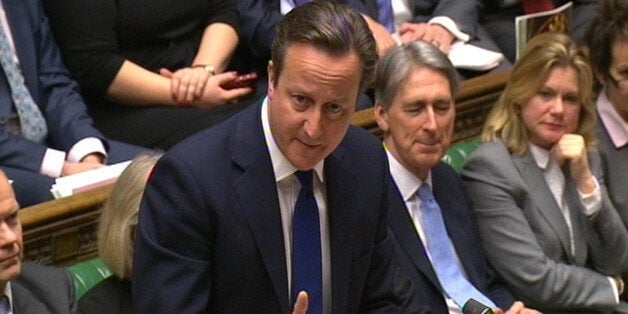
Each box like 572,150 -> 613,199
461,33 -> 628,313
78,154 -> 161,314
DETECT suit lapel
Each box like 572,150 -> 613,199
11,280 -> 47,313
513,153 -> 575,262
231,105 -> 290,313
325,147 -> 356,313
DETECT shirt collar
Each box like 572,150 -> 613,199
2,281 -> 13,312
529,143 -> 551,170
596,90 -> 628,148
384,143 -> 432,201
261,97 -> 324,183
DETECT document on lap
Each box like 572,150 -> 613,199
49,160 -> 132,198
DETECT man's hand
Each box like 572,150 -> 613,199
292,291 -> 309,314
62,153 -> 105,176
551,134 -> 596,194
398,23 -> 455,54
496,301 -> 542,314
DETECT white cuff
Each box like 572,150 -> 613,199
608,277 -> 620,303
66,137 -> 107,163
41,148 -> 66,178
428,16 -> 470,42
579,177 -> 602,216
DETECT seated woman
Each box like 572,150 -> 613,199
585,0 -> 628,229
460,32 -> 628,313
42,0 -> 257,150
78,154 -> 160,314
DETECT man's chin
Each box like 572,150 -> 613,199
0,260 -> 21,282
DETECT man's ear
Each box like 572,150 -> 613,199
374,103 -> 390,133
267,61 -> 275,98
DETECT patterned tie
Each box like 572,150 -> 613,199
291,170 -> 322,314
377,0 -> 395,33
521,0 -> 555,14
417,183 -> 497,309
0,25 -> 47,142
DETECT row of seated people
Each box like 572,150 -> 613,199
0,0 -> 600,207
12,1 -> 628,312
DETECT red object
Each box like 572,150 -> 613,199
522,0 -> 555,14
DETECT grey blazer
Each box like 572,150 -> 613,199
12,262 -> 76,313
597,117 -> 628,229
460,140 -> 628,313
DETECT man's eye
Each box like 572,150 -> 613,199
325,104 -> 344,119
292,95 -> 309,110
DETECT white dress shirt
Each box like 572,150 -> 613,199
261,97 -> 331,313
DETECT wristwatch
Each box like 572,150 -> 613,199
614,276 -> 625,296
191,64 -> 215,75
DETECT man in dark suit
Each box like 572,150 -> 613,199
0,0 -> 145,207
133,2 -> 408,313
0,169 -> 76,313
373,41 -> 538,314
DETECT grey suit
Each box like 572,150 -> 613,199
597,118 -> 628,229
461,140 -> 628,313
12,262 -> 76,313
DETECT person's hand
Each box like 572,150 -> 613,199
292,291 -> 309,314
191,71 -> 254,109
551,134 -> 596,194
160,67 -> 213,106
500,301 -> 542,314
398,23 -> 455,54
363,15 -> 397,57
61,159 -> 104,176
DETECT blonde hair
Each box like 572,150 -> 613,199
481,33 -> 597,155
98,154 -> 161,279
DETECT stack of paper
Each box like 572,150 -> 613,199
50,160 -> 132,199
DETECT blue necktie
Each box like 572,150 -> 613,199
377,0 -> 395,33
0,25 -> 47,142
292,170 -> 322,314
418,183 -> 496,309
293,0 -> 310,7
0,295 -> 11,314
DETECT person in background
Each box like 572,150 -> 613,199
480,0 -> 596,63
585,0 -> 628,229
363,0 -> 511,79
0,169 -> 76,313
77,154 -> 160,314
133,1 -> 410,312
461,32 -> 628,313
374,40 -> 538,314
42,0 -> 257,150
0,0 -> 145,207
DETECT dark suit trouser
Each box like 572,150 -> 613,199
3,139 -> 148,207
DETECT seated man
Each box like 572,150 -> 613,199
374,41 -> 538,313
0,169 -> 76,312
0,0 -> 146,206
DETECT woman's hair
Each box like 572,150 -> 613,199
98,154 -> 161,279
481,32 -> 597,155
375,40 -> 458,110
586,0 -> 628,79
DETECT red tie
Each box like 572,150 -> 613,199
521,0 -> 555,14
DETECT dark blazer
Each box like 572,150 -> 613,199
133,101 -> 403,313
78,277 -> 133,314
12,262 -> 76,313
389,162 -> 515,313
0,0 -> 107,173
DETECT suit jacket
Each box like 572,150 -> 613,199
0,0 -> 107,173
133,102 -> 403,313
236,0 -> 368,71
596,118 -> 628,229
460,140 -> 628,313
389,162 -> 514,313
78,277 -> 133,314
11,262 -> 76,313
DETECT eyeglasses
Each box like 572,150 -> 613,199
608,72 -> 628,90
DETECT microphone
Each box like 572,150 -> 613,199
462,298 -> 495,314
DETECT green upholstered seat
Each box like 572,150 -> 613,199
67,258 -> 113,300
442,140 -> 481,173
